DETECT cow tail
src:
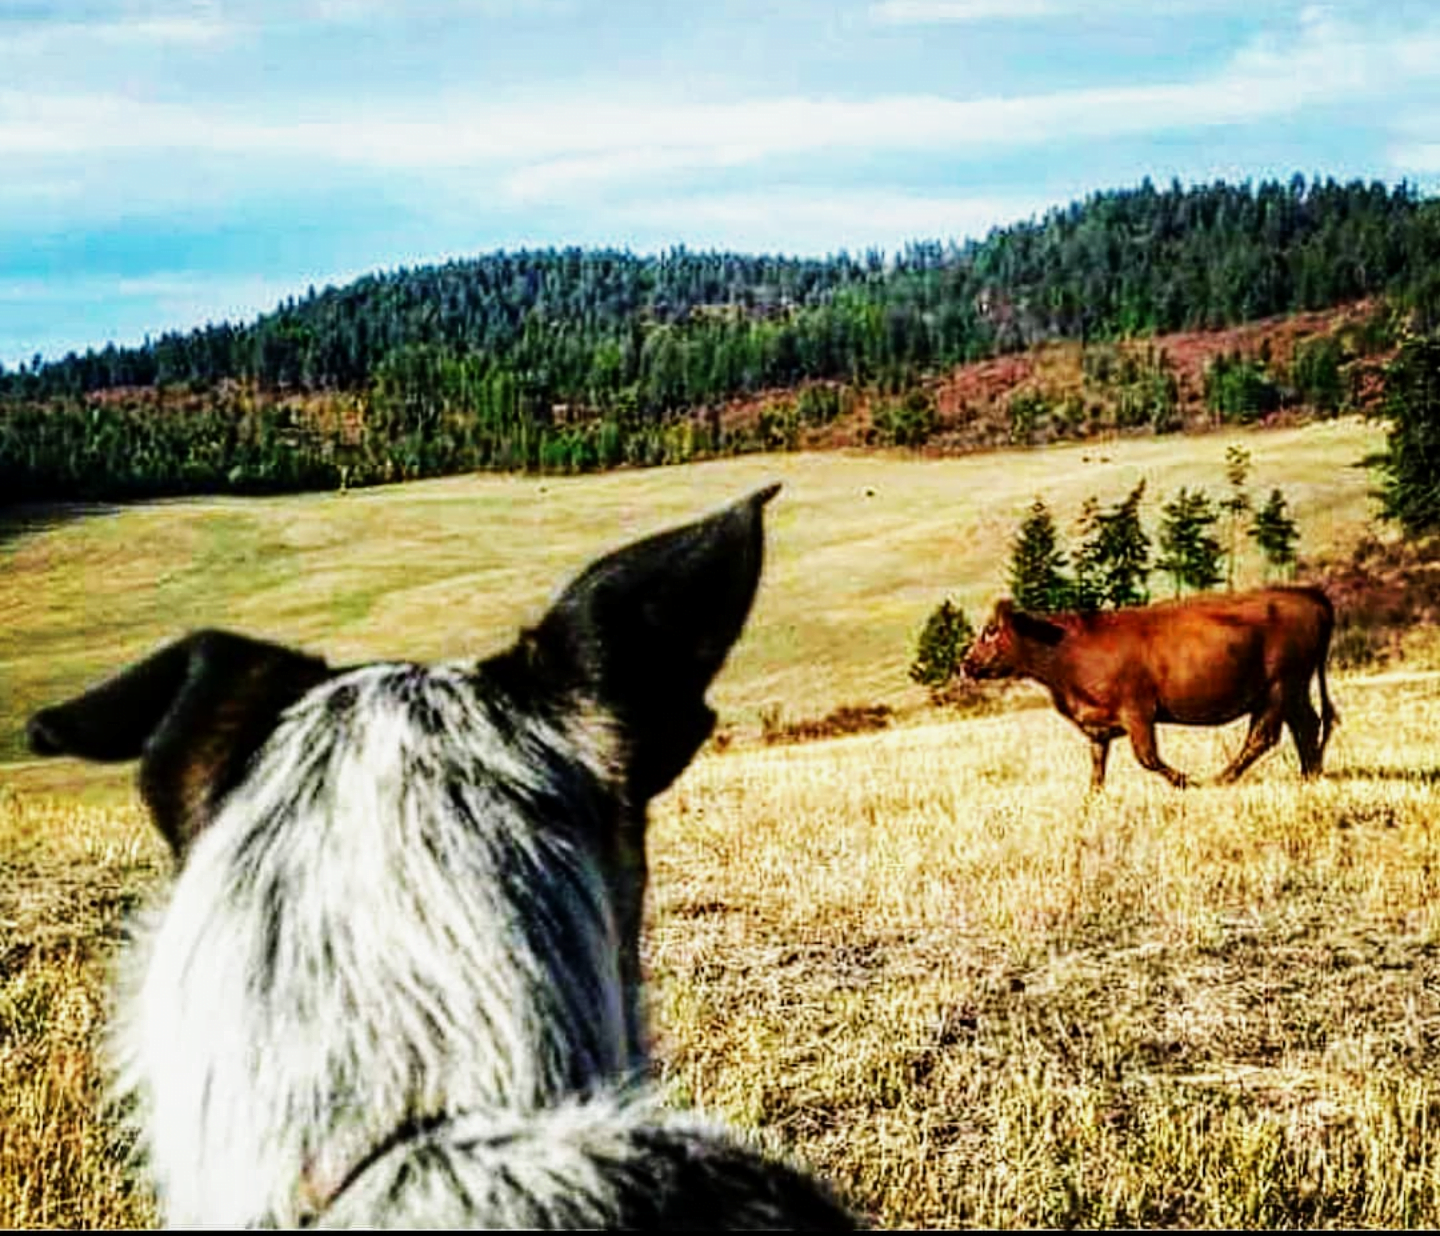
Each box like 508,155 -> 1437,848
1316,589 -> 1339,760
1317,654 -> 1338,759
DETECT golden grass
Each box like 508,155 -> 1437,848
0,792 -> 163,1228
7,674 -> 1436,1227
5,418 -> 1437,1227
647,677 -> 1440,1226
0,417 -> 1385,767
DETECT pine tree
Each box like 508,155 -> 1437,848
1248,488 -> 1300,579
1291,334 -> 1345,414
909,599 -> 975,689
1073,481 -> 1152,610
1221,444 -> 1252,590
1372,331 -> 1440,536
1071,497 -> 1106,612
1095,480 -> 1152,608
1157,487 -> 1224,595
1008,499 -> 1072,612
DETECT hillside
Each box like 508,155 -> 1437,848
1,176 -> 1433,504
712,299 -> 1392,455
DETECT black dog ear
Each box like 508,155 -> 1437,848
1012,609 -> 1067,647
517,484 -> 780,801
27,629 -> 331,858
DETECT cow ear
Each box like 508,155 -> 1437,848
27,630 -> 331,858
1012,610 -> 1066,647
517,484 -> 779,801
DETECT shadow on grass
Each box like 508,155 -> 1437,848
0,501 -> 119,548
1325,764 -> 1440,786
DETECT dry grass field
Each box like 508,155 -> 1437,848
6,415 -> 1440,1226
648,688 -> 1440,1227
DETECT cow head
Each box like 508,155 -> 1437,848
962,599 -> 1064,679
962,600 -> 1017,679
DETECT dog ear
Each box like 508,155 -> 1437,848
27,629 -> 331,857
520,483 -> 780,801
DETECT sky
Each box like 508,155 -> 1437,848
3,0 -> 1440,367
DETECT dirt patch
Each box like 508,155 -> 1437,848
760,702 -> 895,745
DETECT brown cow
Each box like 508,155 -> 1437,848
962,587 -> 1337,789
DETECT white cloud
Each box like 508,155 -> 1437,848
0,271 -> 347,365
867,0 -> 1256,21
1386,107 -> 1440,173
302,0 -> 565,17
3,9 -> 1431,177
0,75 -> 1331,170
0,271 -> 272,306
0,0 -> 558,59
0,9 -> 1436,218
501,147 -> 762,202
1390,142 -> 1440,173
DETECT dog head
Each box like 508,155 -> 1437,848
27,484 -> 780,1082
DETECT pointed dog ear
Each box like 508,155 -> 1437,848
515,483 -> 780,802
27,630 -> 331,858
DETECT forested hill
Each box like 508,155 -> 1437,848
3,175 -> 1439,501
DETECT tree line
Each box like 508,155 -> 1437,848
6,174 -> 1440,504
9,176 -> 1438,407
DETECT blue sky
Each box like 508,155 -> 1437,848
3,0 -> 1440,366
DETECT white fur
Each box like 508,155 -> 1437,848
110,659 -> 853,1228
113,663 -> 628,1226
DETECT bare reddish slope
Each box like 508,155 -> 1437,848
713,300 -> 1392,456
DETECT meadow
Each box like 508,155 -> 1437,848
0,415 -> 1389,766
6,415 -> 1440,1226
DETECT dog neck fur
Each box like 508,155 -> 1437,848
112,661 -> 633,1228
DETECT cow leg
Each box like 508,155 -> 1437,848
1087,733 -> 1113,791
1285,693 -> 1324,778
1215,700 -> 1285,785
1123,714 -> 1191,788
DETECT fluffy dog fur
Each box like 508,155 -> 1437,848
28,485 -> 857,1229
